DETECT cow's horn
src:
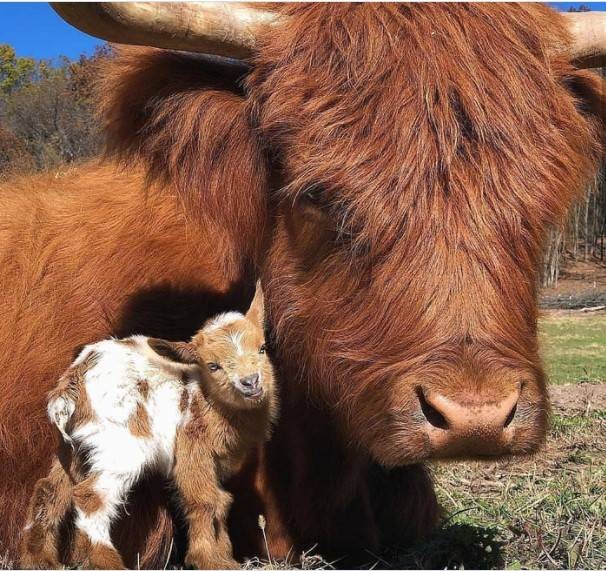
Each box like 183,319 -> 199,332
50,2 -> 280,60
563,12 -> 606,68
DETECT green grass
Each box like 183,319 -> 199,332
540,314 -> 606,385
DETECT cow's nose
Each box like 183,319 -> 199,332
240,373 -> 260,390
418,387 -> 520,457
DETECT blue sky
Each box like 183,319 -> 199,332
549,1 -> 606,10
0,3 -> 101,60
0,2 -> 604,61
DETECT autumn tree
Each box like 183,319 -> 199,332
0,44 -> 109,175
0,45 -> 35,97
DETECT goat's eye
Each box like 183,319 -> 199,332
208,362 -> 221,372
259,344 -> 266,354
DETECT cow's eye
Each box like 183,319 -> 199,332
300,184 -> 326,209
259,344 -> 266,354
208,362 -> 221,372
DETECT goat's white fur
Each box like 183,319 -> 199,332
45,335 -> 202,556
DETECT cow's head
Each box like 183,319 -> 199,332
54,3 -> 605,466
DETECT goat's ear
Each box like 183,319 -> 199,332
246,281 -> 265,327
147,338 -> 199,365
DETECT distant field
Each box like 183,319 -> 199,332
540,313 -> 606,385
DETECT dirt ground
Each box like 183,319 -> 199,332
550,381 -> 606,411
541,259 -> 606,309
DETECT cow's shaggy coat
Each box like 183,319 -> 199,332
0,4 -> 603,567
20,293 -> 276,569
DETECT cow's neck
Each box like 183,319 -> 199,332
260,350 -> 378,557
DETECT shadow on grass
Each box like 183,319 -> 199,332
379,522 -> 505,570
243,522 -> 506,570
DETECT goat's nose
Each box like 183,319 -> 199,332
418,387 -> 520,457
240,373 -> 260,389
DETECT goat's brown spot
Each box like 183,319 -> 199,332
128,402 -> 152,438
183,393 -> 209,438
73,528 -> 126,569
73,476 -> 103,515
179,388 -> 189,413
48,353 -> 98,432
137,378 -> 151,401
72,529 -> 92,562
184,416 -> 207,440
90,542 -> 126,569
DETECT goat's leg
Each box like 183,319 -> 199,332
72,471 -> 134,569
19,458 -> 73,569
173,428 -> 238,569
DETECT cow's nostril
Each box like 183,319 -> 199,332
503,402 -> 517,428
417,388 -> 449,430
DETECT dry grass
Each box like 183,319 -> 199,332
385,407 -> 605,569
242,549 -> 336,570
241,404 -> 605,570
0,549 -> 12,570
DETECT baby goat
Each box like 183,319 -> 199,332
20,287 -> 277,569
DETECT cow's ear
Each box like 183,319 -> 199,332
98,47 -> 269,263
559,67 -> 605,148
246,281 -> 265,326
147,338 -> 199,365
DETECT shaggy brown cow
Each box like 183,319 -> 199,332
0,3 -> 604,567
